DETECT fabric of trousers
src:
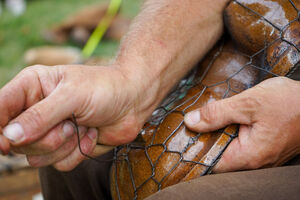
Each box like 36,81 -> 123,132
39,151 -> 114,200
146,161 -> 300,200
39,153 -> 300,200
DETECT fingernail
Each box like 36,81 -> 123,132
3,123 -> 24,143
87,128 -> 98,140
63,122 -> 74,138
184,111 -> 201,125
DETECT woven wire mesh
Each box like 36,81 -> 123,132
74,0 -> 300,199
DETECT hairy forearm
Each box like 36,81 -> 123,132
115,0 -> 230,121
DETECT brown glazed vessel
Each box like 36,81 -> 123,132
111,1 -> 300,199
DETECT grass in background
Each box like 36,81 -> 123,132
0,0 -> 141,86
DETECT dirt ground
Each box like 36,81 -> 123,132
0,168 -> 41,200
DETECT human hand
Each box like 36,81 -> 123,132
0,64 -> 148,171
184,77 -> 300,173
0,0 -> 232,172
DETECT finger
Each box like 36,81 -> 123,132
12,122 -> 85,156
27,126 -> 86,167
213,125 -> 252,173
97,116 -> 141,146
53,128 -> 98,171
2,84 -> 80,146
184,93 -> 258,132
98,126 -> 139,146
0,135 -> 10,155
0,126 -> 9,154
0,67 -> 45,128
91,145 -> 114,157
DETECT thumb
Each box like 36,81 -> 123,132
3,87 -> 79,146
184,95 -> 255,133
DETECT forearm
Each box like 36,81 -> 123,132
115,0 -> 230,121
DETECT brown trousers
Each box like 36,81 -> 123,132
39,153 -> 300,200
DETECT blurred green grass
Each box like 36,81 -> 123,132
0,0 -> 141,87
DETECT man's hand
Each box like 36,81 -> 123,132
0,0 -> 229,172
184,77 -> 300,172
0,65 -> 143,171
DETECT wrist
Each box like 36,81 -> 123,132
113,60 -> 162,124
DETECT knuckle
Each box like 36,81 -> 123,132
227,99 -> 237,111
101,119 -> 140,145
18,68 -> 36,82
41,129 -> 65,152
53,157 -> 82,172
78,136 -> 95,155
18,65 -> 49,85
20,66 -> 35,74
20,65 -> 43,77
107,128 -> 139,145
42,139 -> 61,152
201,102 -> 218,123
30,64 -> 47,68
241,96 -> 260,110
119,126 -> 139,144
23,107 -> 45,132
53,163 -> 71,172
119,132 -> 137,144
27,156 -> 41,167
79,141 -> 91,154
239,96 -> 260,122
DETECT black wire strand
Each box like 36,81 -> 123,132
71,113 -> 114,163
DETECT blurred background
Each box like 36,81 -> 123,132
0,0 -> 141,199
0,0 -> 142,87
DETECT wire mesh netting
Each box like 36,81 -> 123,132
74,0 -> 300,199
